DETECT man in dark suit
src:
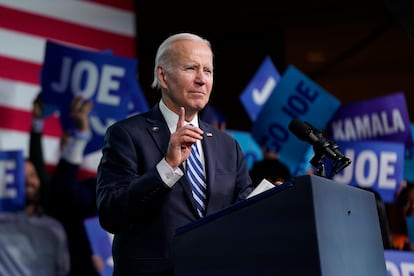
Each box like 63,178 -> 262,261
96,32 -> 255,275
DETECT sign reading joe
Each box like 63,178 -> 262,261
40,40 -> 148,154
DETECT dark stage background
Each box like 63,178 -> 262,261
135,0 -> 414,131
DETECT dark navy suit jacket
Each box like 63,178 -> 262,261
96,105 -> 254,275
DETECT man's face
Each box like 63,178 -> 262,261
160,39 -> 213,120
24,160 -> 40,204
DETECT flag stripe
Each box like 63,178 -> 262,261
0,1 -> 135,36
0,107 -> 62,137
0,55 -> 42,85
0,106 -> 31,132
0,28 -> 46,64
0,128 -> 59,161
0,28 -> 101,65
82,0 -> 135,12
0,78 -> 39,111
0,6 -> 135,58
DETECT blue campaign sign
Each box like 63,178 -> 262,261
84,216 -> 113,276
225,129 -> 263,171
251,65 -> 341,176
385,250 -> 414,276
332,140 -> 404,203
239,56 -> 281,122
326,92 -> 412,148
404,124 -> 414,182
40,40 -> 149,154
0,150 -> 25,212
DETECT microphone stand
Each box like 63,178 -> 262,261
310,141 -> 351,179
328,142 -> 352,177
310,152 -> 326,178
289,119 -> 352,178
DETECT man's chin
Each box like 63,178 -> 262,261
192,102 -> 208,112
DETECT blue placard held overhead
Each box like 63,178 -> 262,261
239,56 -> 281,122
326,92 -> 412,147
333,140 -> 404,203
40,40 -> 149,154
326,92 -> 412,183
251,65 -> 341,176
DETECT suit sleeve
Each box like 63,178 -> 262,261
96,122 -> 170,234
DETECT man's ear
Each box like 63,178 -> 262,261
157,66 -> 167,88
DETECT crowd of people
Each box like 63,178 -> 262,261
0,94 -> 102,275
1,31 -> 413,275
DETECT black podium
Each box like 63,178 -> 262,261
173,174 -> 387,276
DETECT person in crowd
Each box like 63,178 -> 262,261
0,95 -> 70,275
40,95 -> 103,275
249,147 -> 292,187
29,95 -> 53,211
96,32 -> 255,275
0,160 -> 71,276
391,181 -> 414,250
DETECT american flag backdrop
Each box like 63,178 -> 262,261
0,0 -> 136,177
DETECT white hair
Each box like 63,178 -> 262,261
151,33 -> 212,90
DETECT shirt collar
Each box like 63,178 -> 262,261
159,100 -> 199,133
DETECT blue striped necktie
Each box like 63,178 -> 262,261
187,143 -> 207,217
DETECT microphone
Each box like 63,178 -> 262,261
288,118 -> 351,175
288,118 -> 322,145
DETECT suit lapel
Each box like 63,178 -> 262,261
145,108 -> 170,156
200,122 -> 216,215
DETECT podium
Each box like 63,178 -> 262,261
173,174 -> 387,276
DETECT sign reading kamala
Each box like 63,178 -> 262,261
40,41 -> 149,154
0,150 -> 24,212
332,141 -> 404,203
225,129 -> 263,171
239,56 -> 281,122
326,92 -> 412,148
251,65 -> 341,176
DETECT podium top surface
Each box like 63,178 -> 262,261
175,178 -> 294,235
